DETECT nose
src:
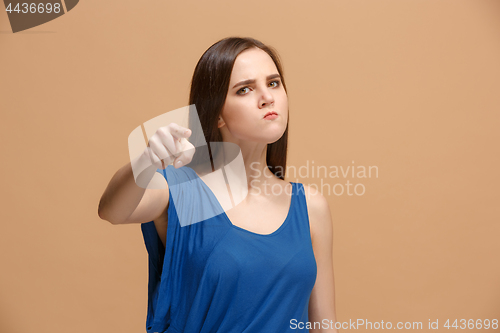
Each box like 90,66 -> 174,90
259,86 -> 275,108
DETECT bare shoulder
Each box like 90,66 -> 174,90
302,184 -> 333,243
302,184 -> 331,217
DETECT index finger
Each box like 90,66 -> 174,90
169,123 -> 192,139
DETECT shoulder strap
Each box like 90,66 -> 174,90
289,182 -> 314,233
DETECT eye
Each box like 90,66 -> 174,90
236,80 -> 281,95
269,80 -> 280,88
236,87 -> 250,95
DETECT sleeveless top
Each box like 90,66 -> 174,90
141,165 -> 317,333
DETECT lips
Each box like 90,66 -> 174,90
263,111 -> 278,118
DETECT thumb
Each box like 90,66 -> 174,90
173,142 -> 195,168
173,156 -> 185,168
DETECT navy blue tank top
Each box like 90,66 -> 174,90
141,165 -> 317,332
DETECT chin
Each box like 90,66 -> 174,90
231,123 -> 286,143
263,130 -> 286,144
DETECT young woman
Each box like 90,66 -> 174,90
98,37 -> 338,333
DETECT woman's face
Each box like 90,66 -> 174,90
219,47 -> 288,144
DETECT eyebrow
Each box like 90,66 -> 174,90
232,74 -> 281,89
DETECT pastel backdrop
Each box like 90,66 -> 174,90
1,1 -> 499,332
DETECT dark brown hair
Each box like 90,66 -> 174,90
188,37 -> 289,180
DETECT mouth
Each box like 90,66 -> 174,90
263,111 -> 278,119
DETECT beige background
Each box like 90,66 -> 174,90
1,0 -> 499,332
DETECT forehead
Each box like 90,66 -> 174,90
230,48 -> 278,80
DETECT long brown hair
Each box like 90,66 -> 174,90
187,37 -> 289,180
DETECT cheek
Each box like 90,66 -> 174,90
279,95 -> 289,117
221,105 -> 246,131
223,99 -> 252,122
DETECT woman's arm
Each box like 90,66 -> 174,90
304,185 -> 339,333
98,151 -> 169,224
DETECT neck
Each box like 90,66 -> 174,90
212,137 -> 279,195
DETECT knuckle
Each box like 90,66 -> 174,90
157,128 -> 168,139
147,137 -> 156,148
149,139 -> 162,153
167,123 -> 178,131
159,127 -> 171,137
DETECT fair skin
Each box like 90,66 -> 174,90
216,47 -> 338,332
98,46 -> 338,332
